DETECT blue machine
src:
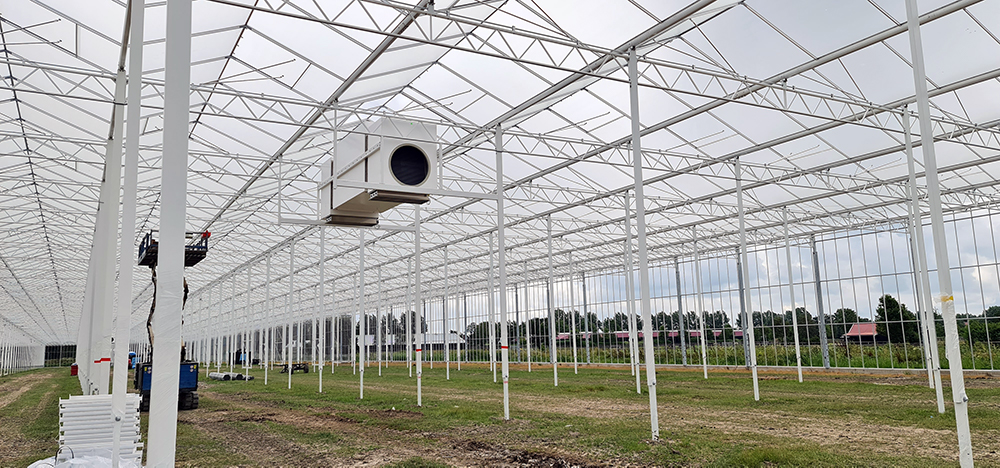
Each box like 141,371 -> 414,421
133,361 -> 199,411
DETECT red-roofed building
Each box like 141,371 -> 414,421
840,323 -> 881,344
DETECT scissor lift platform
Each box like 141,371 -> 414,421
137,231 -> 210,267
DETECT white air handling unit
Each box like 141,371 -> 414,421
319,117 -> 437,226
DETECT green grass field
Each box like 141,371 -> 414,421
2,364 -> 1000,467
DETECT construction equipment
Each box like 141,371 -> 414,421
133,361 -> 199,412
278,362 -> 310,374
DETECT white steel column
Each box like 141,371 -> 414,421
216,282 -> 223,371
406,258 -> 413,377
319,228 -> 325,391
906,2 -> 973,464
331,278 -> 337,373
629,46 -> 659,440
496,125 -> 511,419
245,268 -> 252,376
546,215 -> 558,387
92,52 -> 129,397
782,208 -> 803,383
582,271 -> 591,364
145,0 -> 191,462
692,227 -> 708,379
735,157 -> 760,401
457,294 -> 463,371
810,236 -> 831,369
358,230 -> 365,399
903,108 -> 945,410
488,232 -> 497,382
377,265 -> 382,377
624,191 -> 640,389
415,206 -> 424,407
444,245 -> 450,380
568,252 -> 578,375
265,255 -> 271,386
287,241 -> 294,390
351,274 -> 357,375
524,261 -> 531,372
675,259 -> 686,366
112,0 -> 143,464
230,274 -> 236,373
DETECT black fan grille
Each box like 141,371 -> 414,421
389,145 -> 430,186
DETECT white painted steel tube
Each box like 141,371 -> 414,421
407,258 -> 412,377
359,230 -> 365,400
264,255 -> 271,385
415,206 -> 423,407
624,191 -> 640,391
735,158 -> 760,402
145,0 -> 191,463
444,246 -> 450,380
112,0 -> 143,463
287,241 -> 294,390
905,2 -> 973,465
319,229 -> 325,391
546,215 -> 558,387
568,252 -> 578,375
524,262 -> 531,372
903,108 -> 945,410
496,125 -> 511,419
629,47 -> 659,440
488,232 -> 497,382
693,227 -> 708,379
783,208 -> 803,383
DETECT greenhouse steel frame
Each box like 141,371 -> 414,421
2,0 -> 1000,466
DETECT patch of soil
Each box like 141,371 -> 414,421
0,372 -> 49,409
186,389 -> 610,467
